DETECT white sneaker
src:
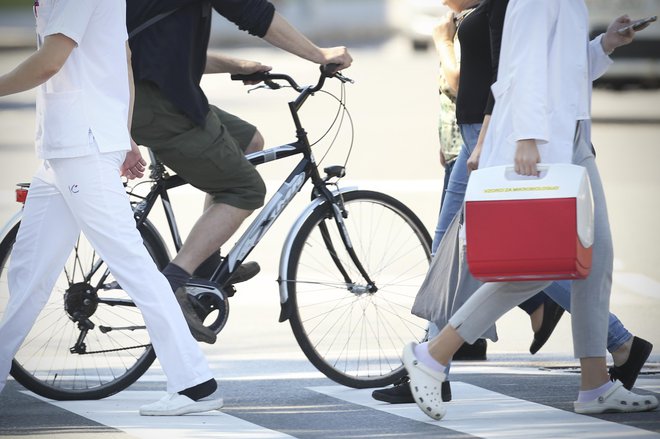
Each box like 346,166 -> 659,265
140,392 -> 224,416
574,380 -> 658,414
402,342 -> 447,420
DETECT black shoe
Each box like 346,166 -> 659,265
609,336 -> 653,390
194,252 -> 260,285
453,339 -> 487,361
227,261 -> 260,284
372,376 -> 451,403
174,287 -> 217,344
529,298 -> 565,354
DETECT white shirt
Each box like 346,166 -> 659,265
35,0 -> 130,159
479,0 -> 613,168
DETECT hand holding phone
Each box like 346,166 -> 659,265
617,16 -> 657,35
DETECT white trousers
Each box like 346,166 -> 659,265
449,121 -> 612,358
0,148 -> 213,394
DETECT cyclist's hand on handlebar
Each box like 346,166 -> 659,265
231,60 -> 272,85
319,47 -> 353,73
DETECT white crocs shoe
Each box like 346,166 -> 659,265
140,392 -> 224,416
574,381 -> 659,414
402,342 -> 447,420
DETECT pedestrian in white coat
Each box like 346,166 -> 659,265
401,0 -> 659,420
0,0 -> 223,416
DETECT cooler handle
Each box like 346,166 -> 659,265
503,165 -> 550,181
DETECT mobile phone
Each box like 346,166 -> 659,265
617,15 -> 657,35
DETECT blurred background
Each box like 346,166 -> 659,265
0,0 -> 659,358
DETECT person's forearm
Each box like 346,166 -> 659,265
0,50 -> 60,97
205,52 -> 250,74
435,40 -> 459,94
0,34 -> 74,97
262,13 -> 323,63
476,114 -> 491,148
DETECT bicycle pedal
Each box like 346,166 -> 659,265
184,279 -> 230,334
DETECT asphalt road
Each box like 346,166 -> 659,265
0,39 -> 659,437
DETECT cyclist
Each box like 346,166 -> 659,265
0,0 -> 222,416
127,1 -> 352,341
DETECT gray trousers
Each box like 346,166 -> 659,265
449,121 -> 612,358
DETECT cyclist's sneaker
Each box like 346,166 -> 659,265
227,261 -> 260,284
174,287 -> 216,344
193,252 -> 260,285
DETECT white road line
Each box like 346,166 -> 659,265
310,383 -> 660,439
23,391 -> 294,439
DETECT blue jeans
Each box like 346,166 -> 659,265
543,281 -> 631,353
431,124 -> 480,254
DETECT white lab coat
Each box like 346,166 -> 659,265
479,0 -> 613,168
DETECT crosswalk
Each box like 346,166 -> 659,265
22,374 -> 660,439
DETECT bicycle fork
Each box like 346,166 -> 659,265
321,199 -> 378,295
278,186 -> 378,323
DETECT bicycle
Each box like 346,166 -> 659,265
0,66 -> 432,400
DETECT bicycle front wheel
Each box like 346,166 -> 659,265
286,190 -> 431,388
0,220 -> 168,400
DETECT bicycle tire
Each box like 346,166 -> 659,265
285,190 -> 431,388
0,219 -> 169,400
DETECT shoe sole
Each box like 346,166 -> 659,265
140,398 -> 224,416
574,400 -> 659,414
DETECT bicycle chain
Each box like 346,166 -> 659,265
79,343 -> 151,355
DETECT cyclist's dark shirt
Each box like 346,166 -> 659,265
127,0 -> 275,126
455,0 -> 507,125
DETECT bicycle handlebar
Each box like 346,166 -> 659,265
230,63 -> 352,93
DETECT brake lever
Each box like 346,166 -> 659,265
334,72 -> 354,84
247,79 -> 281,93
247,84 -> 268,93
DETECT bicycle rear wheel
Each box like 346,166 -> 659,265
0,220 -> 168,400
286,190 -> 431,388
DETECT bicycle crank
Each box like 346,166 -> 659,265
183,278 -> 230,334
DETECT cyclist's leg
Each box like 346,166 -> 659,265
46,149 -> 214,394
0,167 -> 80,393
132,83 -> 266,277
211,105 -> 264,155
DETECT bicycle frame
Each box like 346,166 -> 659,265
127,70 -> 375,322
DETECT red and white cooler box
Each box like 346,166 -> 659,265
464,164 -> 594,282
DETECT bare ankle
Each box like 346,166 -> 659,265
530,304 -> 544,333
611,336 -> 634,367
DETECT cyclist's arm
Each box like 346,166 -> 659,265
0,34 -> 74,96
204,52 -> 271,75
262,12 -> 353,71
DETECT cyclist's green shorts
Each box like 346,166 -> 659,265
132,80 -> 266,210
